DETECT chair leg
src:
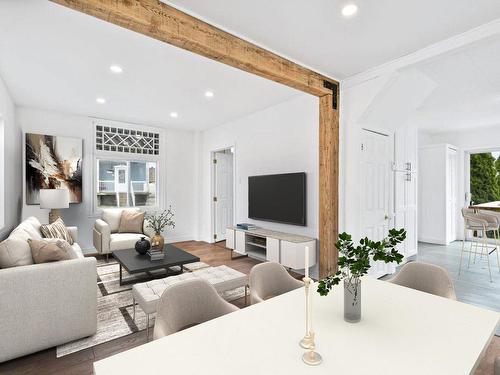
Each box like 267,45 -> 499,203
146,314 -> 150,342
244,285 -> 248,307
496,230 -> 500,273
459,229 -> 466,276
106,253 -> 109,262
467,234 -> 474,268
484,234 -> 492,282
133,298 -> 136,322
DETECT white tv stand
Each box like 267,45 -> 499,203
225,226 -> 316,270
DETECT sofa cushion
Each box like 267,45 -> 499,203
0,236 -> 34,268
28,238 -> 71,264
40,218 -> 74,245
109,233 -> 145,251
103,208 -> 140,233
118,210 -> 144,234
12,216 -> 43,240
46,238 -> 84,259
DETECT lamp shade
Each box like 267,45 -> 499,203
39,189 -> 70,209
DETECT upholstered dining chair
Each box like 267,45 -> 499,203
153,279 -> 239,340
249,262 -> 303,304
388,261 -> 457,300
460,208 -> 500,282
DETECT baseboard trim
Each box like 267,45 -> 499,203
418,237 -> 448,245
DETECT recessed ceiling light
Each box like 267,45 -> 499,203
341,3 -> 358,17
170,112 -> 178,118
109,65 -> 123,74
205,91 -> 214,98
96,97 -> 106,104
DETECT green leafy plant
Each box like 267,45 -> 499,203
146,206 -> 175,235
317,228 -> 406,297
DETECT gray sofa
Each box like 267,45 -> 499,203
0,217 -> 97,362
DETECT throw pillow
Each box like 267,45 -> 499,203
40,218 -> 74,245
118,210 -> 145,234
28,238 -> 71,264
0,236 -> 34,268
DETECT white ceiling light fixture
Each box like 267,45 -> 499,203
96,97 -> 106,104
109,65 -> 123,74
341,3 -> 358,17
205,90 -> 214,98
170,112 -> 178,118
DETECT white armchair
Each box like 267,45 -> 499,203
93,208 -> 153,260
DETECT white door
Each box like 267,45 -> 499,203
114,164 -> 129,207
214,151 -> 234,242
361,129 -> 392,278
447,148 -> 458,243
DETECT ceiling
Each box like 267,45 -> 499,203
0,1 -> 301,130
412,34 -> 500,133
165,0 -> 500,79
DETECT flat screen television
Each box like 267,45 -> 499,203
248,172 -> 306,226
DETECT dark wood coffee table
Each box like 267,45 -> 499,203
112,245 -> 200,285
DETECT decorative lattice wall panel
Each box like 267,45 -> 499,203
95,125 -> 159,155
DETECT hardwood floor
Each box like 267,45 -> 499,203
1,240 -> 498,374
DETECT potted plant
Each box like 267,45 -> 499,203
146,206 -> 175,250
317,228 -> 406,323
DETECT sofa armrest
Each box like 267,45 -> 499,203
66,226 -> 78,243
93,219 -> 110,254
0,257 -> 97,362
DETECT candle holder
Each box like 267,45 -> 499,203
302,331 -> 323,366
299,276 -> 314,349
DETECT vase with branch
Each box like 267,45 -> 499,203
146,206 -> 175,250
317,228 -> 406,323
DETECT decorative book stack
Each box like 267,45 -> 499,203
147,249 -> 164,261
236,223 -> 258,230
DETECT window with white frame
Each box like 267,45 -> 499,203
94,123 -> 161,210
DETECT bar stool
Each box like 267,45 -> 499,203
460,208 -> 500,282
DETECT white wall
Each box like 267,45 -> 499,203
17,106 -> 199,249
198,94 -> 319,243
341,68 -> 435,264
419,124 -> 500,240
0,74 -> 22,240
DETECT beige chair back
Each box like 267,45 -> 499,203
153,279 -> 238,340
388,261 -> 456,300
249,262 -> 303,304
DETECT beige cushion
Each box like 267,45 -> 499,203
109,233 -> 145,251
118,210 -> 144,234
45,238 -> 84,260
102,208 -> 140,233
12,216 -> 43,240
40,218 -> 74,245
28,238 -> 71,264
0,236 -> 34,268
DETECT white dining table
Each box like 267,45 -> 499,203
94,277 -> 499,375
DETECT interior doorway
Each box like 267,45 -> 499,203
211,147 -> 235,243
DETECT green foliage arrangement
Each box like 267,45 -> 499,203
470,153 -> 500,204
317,228 -> 406,297
146,206 -> 175,235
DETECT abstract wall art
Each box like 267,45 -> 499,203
25,133 -> 83,204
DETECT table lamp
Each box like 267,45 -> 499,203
39,189 -> 70,223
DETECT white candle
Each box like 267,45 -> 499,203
305,246 -> 310,279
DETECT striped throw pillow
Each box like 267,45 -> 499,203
40,218 -> 74,245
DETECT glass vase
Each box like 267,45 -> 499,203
344,278 -> 361,323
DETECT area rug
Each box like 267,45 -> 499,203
56,258 -> 245,357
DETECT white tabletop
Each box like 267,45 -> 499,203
94,277 -> 499,375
